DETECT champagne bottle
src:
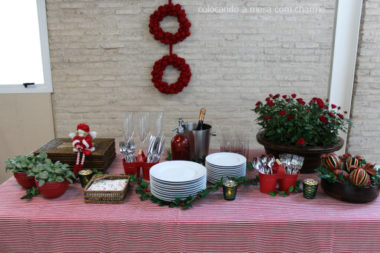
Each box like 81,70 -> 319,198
195,108 -> 206,130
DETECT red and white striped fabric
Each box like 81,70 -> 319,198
1,152 -> 380,252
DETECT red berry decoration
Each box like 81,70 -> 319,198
151,54 -> 191,94
349,168 -> 370,187
149,1 -> 192,95
333,169 -> 349,180
149,3 -> 191,45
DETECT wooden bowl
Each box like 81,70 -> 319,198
321,179 -> 379,203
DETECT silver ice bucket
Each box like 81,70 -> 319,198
183,123 -> 215,162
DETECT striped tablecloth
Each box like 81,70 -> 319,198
1,153 -> 380,252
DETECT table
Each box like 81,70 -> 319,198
1,153 -> 380,252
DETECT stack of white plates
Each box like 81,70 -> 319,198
149,161 -> 207,201
206,152 -> 247,183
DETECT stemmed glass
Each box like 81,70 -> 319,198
123,112 -> 135,143
136,112 -> 150,153
150,112 -> 164,137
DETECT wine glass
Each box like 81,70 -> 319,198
123,112 -> 135,143
150,112 -> 164,137
136,112 -> 150,153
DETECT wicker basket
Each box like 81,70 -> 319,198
84,174 -> 129,204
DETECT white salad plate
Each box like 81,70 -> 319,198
206,152 -> 247,167
150,161 -> 206,183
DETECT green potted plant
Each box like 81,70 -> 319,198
253,94 -> 351,173
5,153 -> 50,189
31,160 -> 76,198
316,153 -> 380,203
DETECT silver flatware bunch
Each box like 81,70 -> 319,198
119,140 -> 136,163
147,135 -> 166,163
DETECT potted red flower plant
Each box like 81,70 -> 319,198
254,94 -> 351,173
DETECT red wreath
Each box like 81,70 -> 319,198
149,3 -> 191,45
151,54 -> 191,94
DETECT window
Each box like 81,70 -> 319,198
0,0 -> 52,93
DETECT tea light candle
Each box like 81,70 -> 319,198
223,179 -> 238,201
303,178 -> 318,199
78,169 -> 94,188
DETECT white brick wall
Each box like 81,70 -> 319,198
349,0 -> 380,165
47,0 -> 336,149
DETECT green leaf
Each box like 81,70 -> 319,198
38,180 -> 45,187
269,191 -> 277,197
288,186 -> 294,193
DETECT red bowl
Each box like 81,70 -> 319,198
36,180 -> 69,198
14,172 -> 35,189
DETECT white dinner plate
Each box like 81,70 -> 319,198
150,174 -> 206,185
206,152 -> 246,167
150,181 -> 206,192
150,161 -> 206,183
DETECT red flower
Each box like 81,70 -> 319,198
196,195 -> 201,200
306,109 -> 310,113
338,106 -> 341,110
264,116 -> 271,121
267,100 -> 274,107
287,114 -> 294,120
337,113 -> 344,119
269,94 -> 273,97
180,202 -> 185,206
319,115 -> 328,124
310,97 -> 325,109
282,95 -> 287,99
279,110 -> 286,116
297,138 -> 306,146
291,93 -> 297,98
256,101 -> 262,107
326,98 -> 329,102
273,93 -> 280,99
296,98 -> 305,105
334,120 -> 337,124
328,112 -> 335,117
286,98 -> 290,102
331,104 -> 337,109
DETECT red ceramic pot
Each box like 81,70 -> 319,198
259,173 -> 278,194
122,159 -> 141,177
14,172 -> 35,189
36,180 -> 69,198
278,172 -> 300,193
142,161 -> 159,181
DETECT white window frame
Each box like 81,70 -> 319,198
0,0 -> 53,94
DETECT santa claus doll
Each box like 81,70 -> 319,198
69,123 -> 96,174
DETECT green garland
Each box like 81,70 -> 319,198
129,174 -> 259,210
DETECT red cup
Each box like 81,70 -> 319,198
279,172 -> 300,193
142,161 -> 159,181
36,180 -> 69,198
122,159 -> 141,177
259,173 -> 278,194
14,172 -> 35,189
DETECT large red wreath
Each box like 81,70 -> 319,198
149,3 -> 191,45
151,54 -> 191,94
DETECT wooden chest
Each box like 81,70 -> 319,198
34,138 -> 116,172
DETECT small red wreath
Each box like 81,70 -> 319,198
151,54 -> 191,94
149,3 -> 191,45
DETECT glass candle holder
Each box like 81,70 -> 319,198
78,169 -> 94,188
223,179 -> 238,201
303,178 -> 318,199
